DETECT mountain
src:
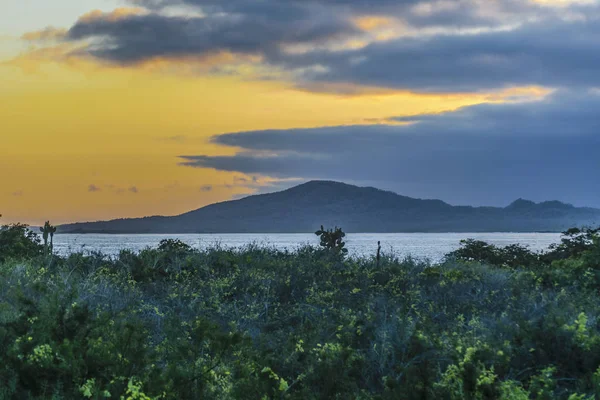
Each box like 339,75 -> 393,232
58,181 -> 600,233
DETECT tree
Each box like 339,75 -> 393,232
543,227 -> 600,262
315,225 -> 348,255
448,239 -> 539,268
448,239 -> 502,265
157,238 -> 193,254
0,215 -> 43,262
50,224 -> 57,252
39,221 -> 58,254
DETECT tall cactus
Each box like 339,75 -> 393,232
40,221 -> 50,253
49,224 -> 57,253
315,225 -> 348,255
39,221 -> 57,255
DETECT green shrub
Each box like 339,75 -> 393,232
315,225 -> 348,256
1,227 -> 600,398
0,222 -> 43,262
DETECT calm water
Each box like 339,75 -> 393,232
53,233 -> 562,263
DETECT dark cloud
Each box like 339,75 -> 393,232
276,17 -> 600,92
88,184 -> 102,192
11,190 -> 24,197
57,0 -> 600,92
200,185 -> 213,192
133,0 -> 426,17
128,186 -> 139,193
180,91 -> 600,207
135,0 -> 541,24
67,8 -> 357,64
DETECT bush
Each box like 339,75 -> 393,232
1,228 -> 600,398
448,239 -> 539,269
543,227 -> 600,263
0,222 -> 43,262
315,225 -> 348,256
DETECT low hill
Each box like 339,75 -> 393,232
59,181 -> 600,233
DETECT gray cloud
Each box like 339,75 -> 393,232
200,185 -> 213,192
11,190 -> 23,197
67,7 -> 357,64
54,0 -> 600,92
128,186 -> 139,193
135,0 -> 545,25
180,91 -> 600,207
276,17 -> 600,92
63,1 -> 600,92
88,184 -> 102,192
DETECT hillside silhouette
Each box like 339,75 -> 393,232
59,181 -> 600,233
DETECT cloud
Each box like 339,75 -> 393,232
87,184 -> 140,194
77,7 -> 148,23
276,17 -> 600,92
134,0 -> 549,25
44,0 -> 599,92
200,185 -> 213,192
21,27 -> 68,41
11,190 -> 24,197
159,135 -> 188,143
180,90 -> 600,207
15,0 -> 597,94
65,5 -> 358,64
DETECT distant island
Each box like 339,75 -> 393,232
59,180 -> 600,233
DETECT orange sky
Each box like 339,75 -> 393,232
0,3 -> 552,225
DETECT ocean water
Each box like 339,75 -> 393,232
53,232 -> 563,263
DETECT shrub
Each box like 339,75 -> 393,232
1,227 -> 600,398
315,225 -> 348,256
0,222 -> 43,262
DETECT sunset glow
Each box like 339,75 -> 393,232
2,0 -> 598,224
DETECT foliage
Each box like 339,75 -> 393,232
39,221 -> 57,255
315,225 -> 348,255
0,219 -> 43,263
449,228 -> 600,271
157,238 -> 193,254
1,226 -> 600,398
448,239 -> 540,269
542,227 -> 600,263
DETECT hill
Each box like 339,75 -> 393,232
59,180 -> 600,233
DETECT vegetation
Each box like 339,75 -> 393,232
449,227 -> 600,267
315,225 -> 348,255
39,221 -> 57,255
0,219 -> 43,263
1,222 -> 600,399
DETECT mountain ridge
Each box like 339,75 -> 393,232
59,180 -> 600,233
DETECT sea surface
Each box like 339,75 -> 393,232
53,233 -> 563,263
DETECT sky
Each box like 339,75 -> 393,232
1,0 -> 599,225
